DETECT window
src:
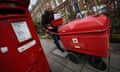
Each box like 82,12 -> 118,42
51,0 -> 55,9
72,0 -> 78,4
56,0 -> 61,6
63,0 -> 66,2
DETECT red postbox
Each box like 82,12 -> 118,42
0,0 -> 29,8
0,1 -> 50,72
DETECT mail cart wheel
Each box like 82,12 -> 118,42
67,52 -> 80,64
88,56 -> 107,71
50,69 -> 52,72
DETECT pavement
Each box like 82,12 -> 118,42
40,38 -> 120,72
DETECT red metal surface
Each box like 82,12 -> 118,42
0,6 -> 50,72
0,0 -> 29,8
59,14 -> 110,57
52,18 -> 63,27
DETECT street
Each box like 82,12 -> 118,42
40,38 -> 120,72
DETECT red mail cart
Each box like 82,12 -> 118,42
51,14 -> 110,70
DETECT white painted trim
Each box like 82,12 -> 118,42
18,40 -> 36,53
0,47 -> 8,54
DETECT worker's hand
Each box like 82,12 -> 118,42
48,26 -> 53,29
45,29 -> 49,33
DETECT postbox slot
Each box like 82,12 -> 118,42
0,9 -> 25,15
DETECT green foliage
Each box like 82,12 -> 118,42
34,20 -> 41,33
110,18 -> 120,34
34,20 -> 46,36
110,18 -> 120,43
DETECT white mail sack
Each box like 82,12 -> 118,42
54,13 -> 62,20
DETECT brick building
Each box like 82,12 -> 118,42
30,0 -> 79,23
30,0 -> 102,23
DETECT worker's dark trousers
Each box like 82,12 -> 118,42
52,34 -> 64,52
